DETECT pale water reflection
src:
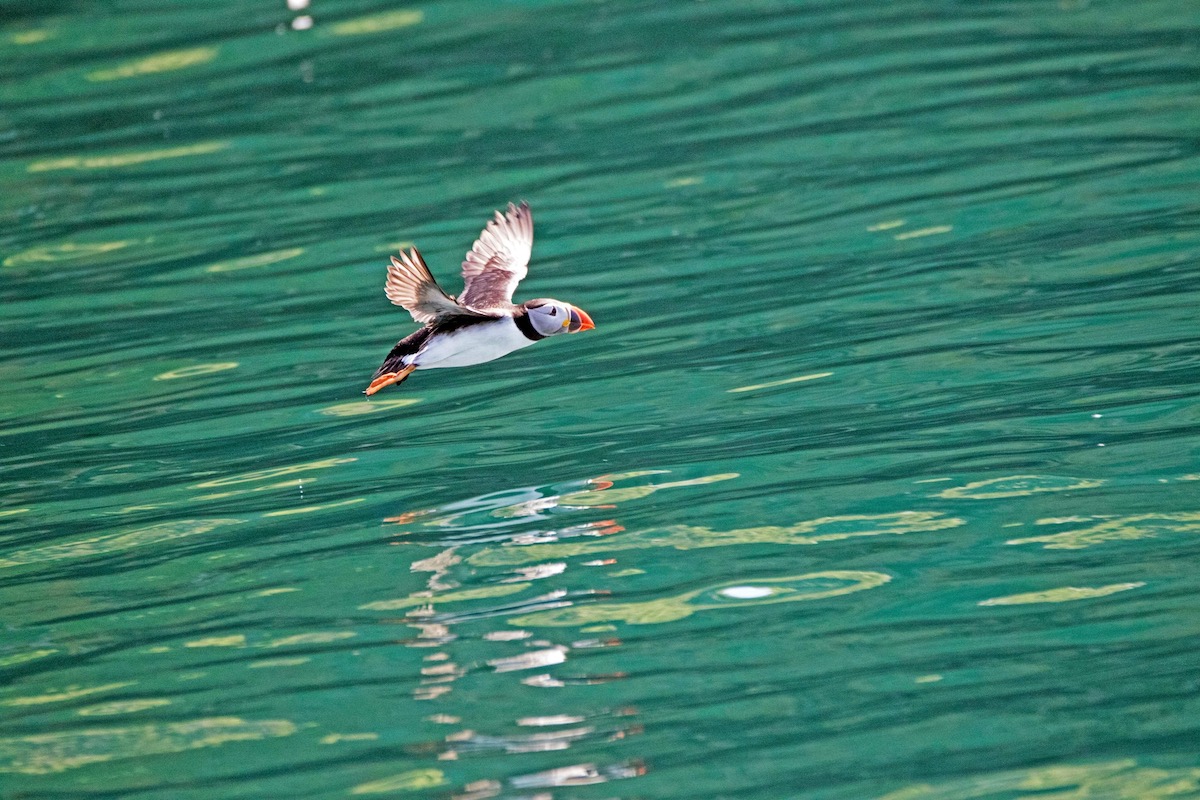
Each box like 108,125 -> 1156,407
468,511 -> 963,565
510,572 -> 891,627
0,717 -> 296,776
1008,511 -> 1200,549
874,759 -> 1200,800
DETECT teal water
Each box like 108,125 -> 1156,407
3,0 -> 1200,797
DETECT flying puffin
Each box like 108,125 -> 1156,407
364,202 -> 594,395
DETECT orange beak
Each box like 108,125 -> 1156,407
568,306 -> 595,333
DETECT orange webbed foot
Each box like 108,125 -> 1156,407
364,364 -> 416,396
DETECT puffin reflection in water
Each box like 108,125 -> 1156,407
365,202 -> 594,395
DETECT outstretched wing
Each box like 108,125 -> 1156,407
385,247 -> 485,324
459,201 -> 534,309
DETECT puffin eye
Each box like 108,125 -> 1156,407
548,307 -> 557,316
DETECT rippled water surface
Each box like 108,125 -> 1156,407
4,0 -> 1200,797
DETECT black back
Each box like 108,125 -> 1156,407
372,314 -> 501,378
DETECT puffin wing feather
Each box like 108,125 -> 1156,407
386,247 -> 488,324
459,201 -> 533,309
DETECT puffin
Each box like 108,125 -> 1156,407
364,202 -> 594,395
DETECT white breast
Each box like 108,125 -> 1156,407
413,317 -> 537,369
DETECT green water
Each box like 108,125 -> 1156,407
3,0 -> 1200,796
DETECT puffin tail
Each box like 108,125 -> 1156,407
366,328 -> 431,396
365,363 -> 416,396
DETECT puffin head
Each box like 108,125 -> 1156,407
524,299 -> 595,337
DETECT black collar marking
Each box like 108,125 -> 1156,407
513,310 -> 546,341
